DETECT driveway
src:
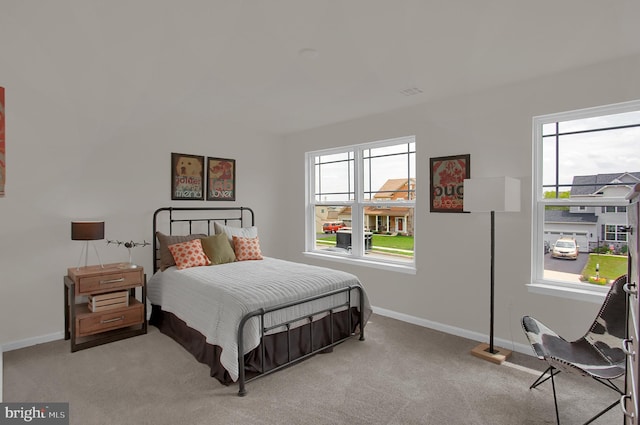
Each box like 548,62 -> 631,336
544,252 -> 588,274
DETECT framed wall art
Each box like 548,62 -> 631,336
429,154 -> 470,213
171,152 -> 205,200
207,157 -> 235,201
0,86 -> 5,197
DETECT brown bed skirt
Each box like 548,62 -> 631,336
149,304 -> 362,385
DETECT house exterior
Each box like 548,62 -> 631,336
364,178 -> 415,235
544,172 -> 640,252
315,178 -> 416,235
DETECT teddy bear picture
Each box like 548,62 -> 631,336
171,152 -> 204,200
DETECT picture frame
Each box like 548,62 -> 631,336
171,152 -> 205,200
0,86 -> 5,197
429,154 -> 470,213
207,157 -> 236,201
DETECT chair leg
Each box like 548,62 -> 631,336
582,399 -> 620,425
582,378 -> 624,425
529,366 -> 561,424
529,367 -> 624,425
550,367 -> 560,425
530,366 -> 560,390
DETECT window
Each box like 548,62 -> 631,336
603,206 -> 627,213
532,100 -> 640,299
305,136 -> 416,272
604,225 -> 628,242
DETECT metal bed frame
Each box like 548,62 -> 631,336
152,207 -> 365,396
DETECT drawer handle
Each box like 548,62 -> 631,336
100,277 -> 125,284
624,282 -> 638,296
622,338 -> 636,358
101,316 -> 125,324
620,394 -> 635,419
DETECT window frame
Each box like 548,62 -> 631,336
304,136 -> 416,274
530,99 -> 640,302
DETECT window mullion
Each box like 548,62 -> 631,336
351,148 -> 364,257
554,122 -> 560,198
306,153 -> 316,252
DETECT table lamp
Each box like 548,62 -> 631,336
71,221 -> 105,270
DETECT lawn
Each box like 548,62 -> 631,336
582,254 -> 628,284
371,234 -> 414,250
317,233 -> 414,251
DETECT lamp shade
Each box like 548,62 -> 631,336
463,177 -> 521,213
71,221 -> 105,241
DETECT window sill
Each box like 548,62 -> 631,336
527,281 -> 607,304
303,251 -> 417,275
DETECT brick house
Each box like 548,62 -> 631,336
315,178 -> 416,235
364,178 -> 415,235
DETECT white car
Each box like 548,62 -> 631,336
551,238 -> 579,260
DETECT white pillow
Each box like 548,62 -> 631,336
214,222 -> 258,248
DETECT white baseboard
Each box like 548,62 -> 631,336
372,305 -> 532,357
1,309 -> 532,358
1,331 -> 64,353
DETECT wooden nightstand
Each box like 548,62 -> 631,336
64,263 -> 147,352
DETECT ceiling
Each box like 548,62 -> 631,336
1,0 -> 640,135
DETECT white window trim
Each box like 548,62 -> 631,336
304,136 -> 416,274
303,251 -> 417,275
529,99 -> 640,303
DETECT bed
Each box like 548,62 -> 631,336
147,206 -> 371,396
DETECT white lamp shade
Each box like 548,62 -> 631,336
463,176 -> 521,213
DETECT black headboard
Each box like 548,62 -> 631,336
152,206 -> 255,273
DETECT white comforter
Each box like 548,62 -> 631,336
147,257 -> 370,382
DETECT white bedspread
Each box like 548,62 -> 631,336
147,257 -> 370,382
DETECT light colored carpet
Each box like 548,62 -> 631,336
3,314 -> 622,424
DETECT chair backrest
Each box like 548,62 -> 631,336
584,274 -> 628,364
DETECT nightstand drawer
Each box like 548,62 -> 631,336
71,268 -> 143,295
76,301 -> 144,337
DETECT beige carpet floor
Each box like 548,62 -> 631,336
3,314 -> 623,425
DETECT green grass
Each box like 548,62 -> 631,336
317,233 -> 414,251
582,254 -> 628,284
371,234 -> 414,250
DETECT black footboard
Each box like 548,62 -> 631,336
237,285 -> 365,396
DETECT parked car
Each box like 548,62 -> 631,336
551,238 -> 579,260
322,221 -> 346,233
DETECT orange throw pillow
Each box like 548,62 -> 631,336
168,238 -> 211,270
233,236 -> 263,261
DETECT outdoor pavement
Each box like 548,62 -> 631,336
544,269 -> 582,283
544,252 -> 587,274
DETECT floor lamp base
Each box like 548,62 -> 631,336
471,343 -> 512,365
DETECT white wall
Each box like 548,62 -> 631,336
280,54 -> 640,349
1,10 -> 638,361
0,87 -> 285,347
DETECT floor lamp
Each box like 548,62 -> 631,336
463,176 -> 520,364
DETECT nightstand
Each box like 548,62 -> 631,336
64,263 -> 147,352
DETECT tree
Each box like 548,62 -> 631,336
544,191 -> 570,211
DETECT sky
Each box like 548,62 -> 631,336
315,142 -> 415,201
542,110 -> 640,188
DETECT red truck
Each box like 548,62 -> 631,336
322,222 -> 346,233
